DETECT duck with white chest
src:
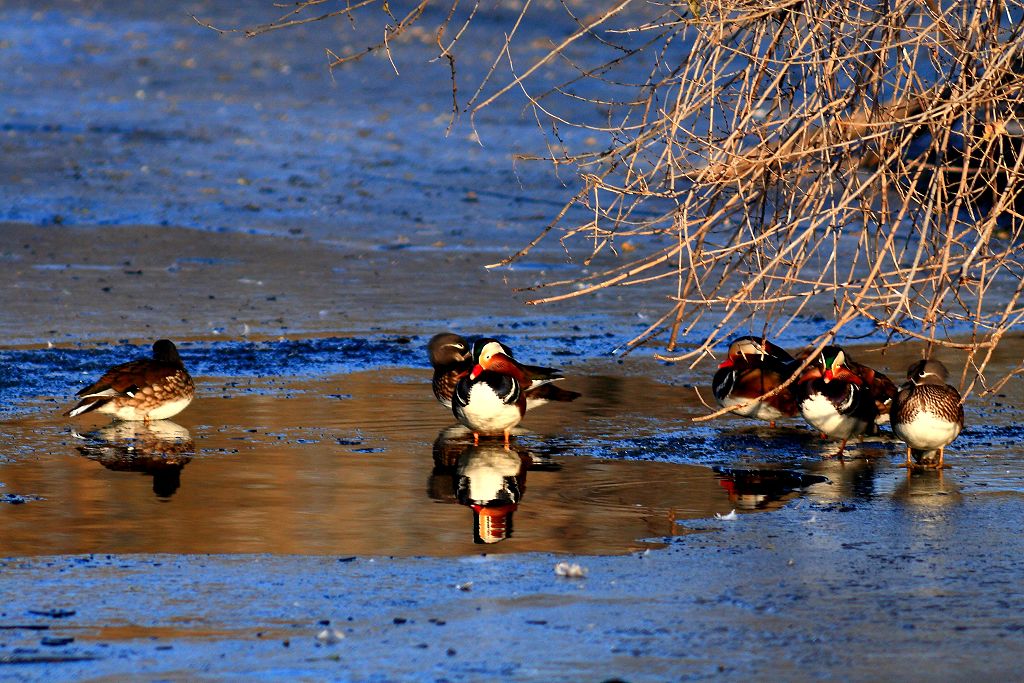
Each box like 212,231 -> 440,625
65,339 -> 194,423
452,338 -> 566,445
890,359 -> 965,468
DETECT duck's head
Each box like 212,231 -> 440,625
152,339 -> 182,364
907,359 -> 950,386
428,332 -> 470,366
719,336 -> 773,369
818,346 -> 846,383
470,338 -> 516,380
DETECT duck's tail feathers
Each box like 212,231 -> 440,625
65,397 -> 110,417
65,387 -> 128,417
520,364 -> 565,383
524,383 -> 581,407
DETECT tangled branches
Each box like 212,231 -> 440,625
208,1 -> 1024,396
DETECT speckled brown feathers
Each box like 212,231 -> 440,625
893,384 -> 965,425
66,340 -> 195,422
428,333 -> 472,409
891,359 -> 964,467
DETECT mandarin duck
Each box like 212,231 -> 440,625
890,359 -> 965,468
65,340 -> 194,422
429,333 -> 579,410
806,345 -> 898,424
428,333 -> 471,409
712,336 -> 800,426
797,366 -> 878,455
452,338 -> 568,444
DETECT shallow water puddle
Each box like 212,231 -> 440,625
0,368 -> 796,556
2,362 -> 1021,556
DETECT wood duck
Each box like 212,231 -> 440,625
428,333 -> 471,409
890,359 -> 965,468
452,338 -> 570,444
797,368 -> 878,455
712,336 -> 800,426
65,340 -> 194,422
452,366 -> 525,446
429,333 -> 579,411
805,345 -> 898,424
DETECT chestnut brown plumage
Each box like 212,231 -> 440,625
65,340 -> 194,422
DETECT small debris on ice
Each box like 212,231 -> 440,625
715,509 -> 738,521
554,562 -> 587,578
316,628 -> 345,644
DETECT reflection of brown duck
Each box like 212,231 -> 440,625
73,420 -> 193,498
428,427 -> 532,544
892,468 -> 962,509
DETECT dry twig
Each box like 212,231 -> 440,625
210,0 -> 1024,397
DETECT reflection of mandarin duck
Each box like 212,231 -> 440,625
891,360 -> 965,469
712,336 -> 800,426
455,443 -> 530,544
452,338 -> 571,444
429,332 -> 579,410
73,420 -> 194,498
714,466 -> 828,511
800,345 -> 897,425
808,455 -> 879,502
65,340 -> 195,422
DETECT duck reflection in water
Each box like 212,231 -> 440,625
72,420 -> 194,499
807,444 -> 887,502
893,467 -> 962,509
430,426 -> 533,544
713,466 -> 828,511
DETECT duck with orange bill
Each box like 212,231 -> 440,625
796,356 -> 878,456
429,332 -> 579,411
891,359 -> 965,469
452,338 -> 568,444
712,336 -> 800,426
805,345 -> 898,425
